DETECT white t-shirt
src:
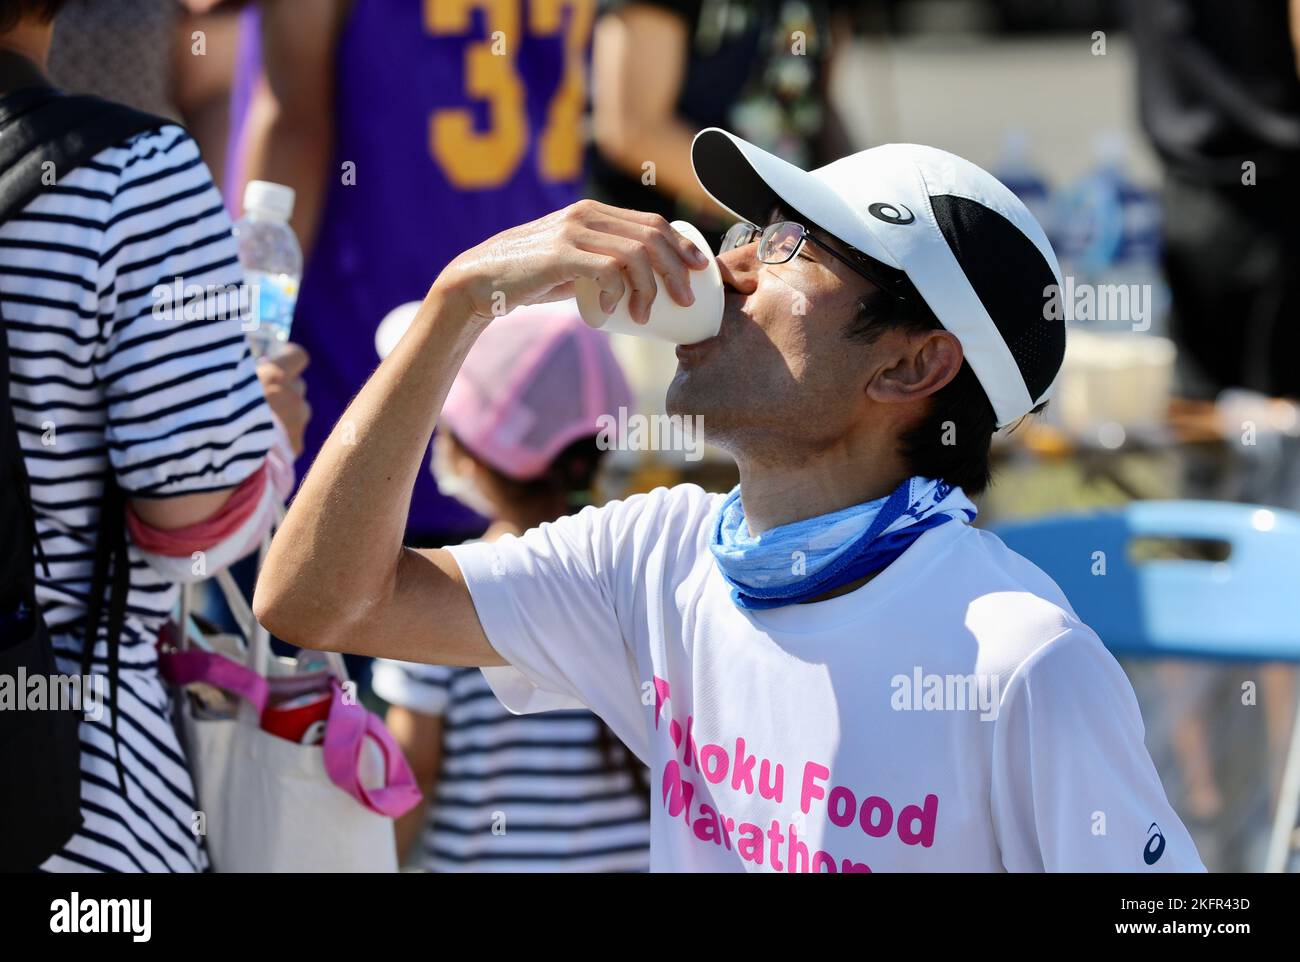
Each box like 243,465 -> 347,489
446,484 -> 1204,873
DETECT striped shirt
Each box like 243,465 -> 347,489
2,123 -> 272,872
372,660 -> 652,872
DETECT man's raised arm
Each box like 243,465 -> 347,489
252,201 -> 708,666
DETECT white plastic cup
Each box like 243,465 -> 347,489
576,220 -> 723,345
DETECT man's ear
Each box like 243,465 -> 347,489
865,329 -> 964,406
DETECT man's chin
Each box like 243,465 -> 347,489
664,368 -> 701,421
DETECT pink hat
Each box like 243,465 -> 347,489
440,301 -> 634,481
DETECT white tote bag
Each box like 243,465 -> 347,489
163,566 -> 419,872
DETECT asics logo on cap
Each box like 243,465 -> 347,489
868,202 -> 915,225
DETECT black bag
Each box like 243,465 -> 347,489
0,51 -> 169,871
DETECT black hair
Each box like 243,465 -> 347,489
0,0 -> 67,31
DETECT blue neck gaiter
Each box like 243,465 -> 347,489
708,477 -> 977,610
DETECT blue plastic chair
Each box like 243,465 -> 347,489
992,501 -> 1300,663
992,501 -> 1300,871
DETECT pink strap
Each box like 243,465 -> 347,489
159,648 -> 269,713
162,652 -> 420,818
322,678 -> 422,818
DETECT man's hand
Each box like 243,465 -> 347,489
436,199 -> 710,325
257,342 -> 311,455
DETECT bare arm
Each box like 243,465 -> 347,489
236,0 -> 346,256
591,5 -> 724,216
817,8 -> 855,163
254,276 -> 497,665
385,706 -> 443,863
1293,0 -> 1300,79
170,5 -> 241,186
130,489 -> 235,529
253,200 -> 708,663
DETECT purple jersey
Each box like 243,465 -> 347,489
232,0 -> 595,540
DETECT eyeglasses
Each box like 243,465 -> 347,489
719,220 -> 913,301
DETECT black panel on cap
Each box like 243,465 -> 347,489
692,131 -> 781,226
930,194 -> 1065,405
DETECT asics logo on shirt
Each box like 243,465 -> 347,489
1144,822 -> 1166,865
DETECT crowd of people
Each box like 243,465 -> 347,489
2,0 -> 1296,875
2,0 -> 860,874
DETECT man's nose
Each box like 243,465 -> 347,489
716,243 -> 760,295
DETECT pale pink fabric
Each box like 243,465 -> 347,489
440,304 -> 633,480
129,416 -> 297,579
127,464 -> 268,556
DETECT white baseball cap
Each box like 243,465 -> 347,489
691,128 -> 1067,427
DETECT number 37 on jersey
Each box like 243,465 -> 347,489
424,0 -> 595,189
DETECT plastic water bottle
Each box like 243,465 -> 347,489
233,181 -> 301,358
1055,136 -> 1125,284
1103,141 -> 1167,336
1055,133 -> 1167,334
994,128 -> 1055,245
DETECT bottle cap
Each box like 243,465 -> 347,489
243,180 -> 296,221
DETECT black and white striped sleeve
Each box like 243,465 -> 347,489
93,125 -> 273,497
